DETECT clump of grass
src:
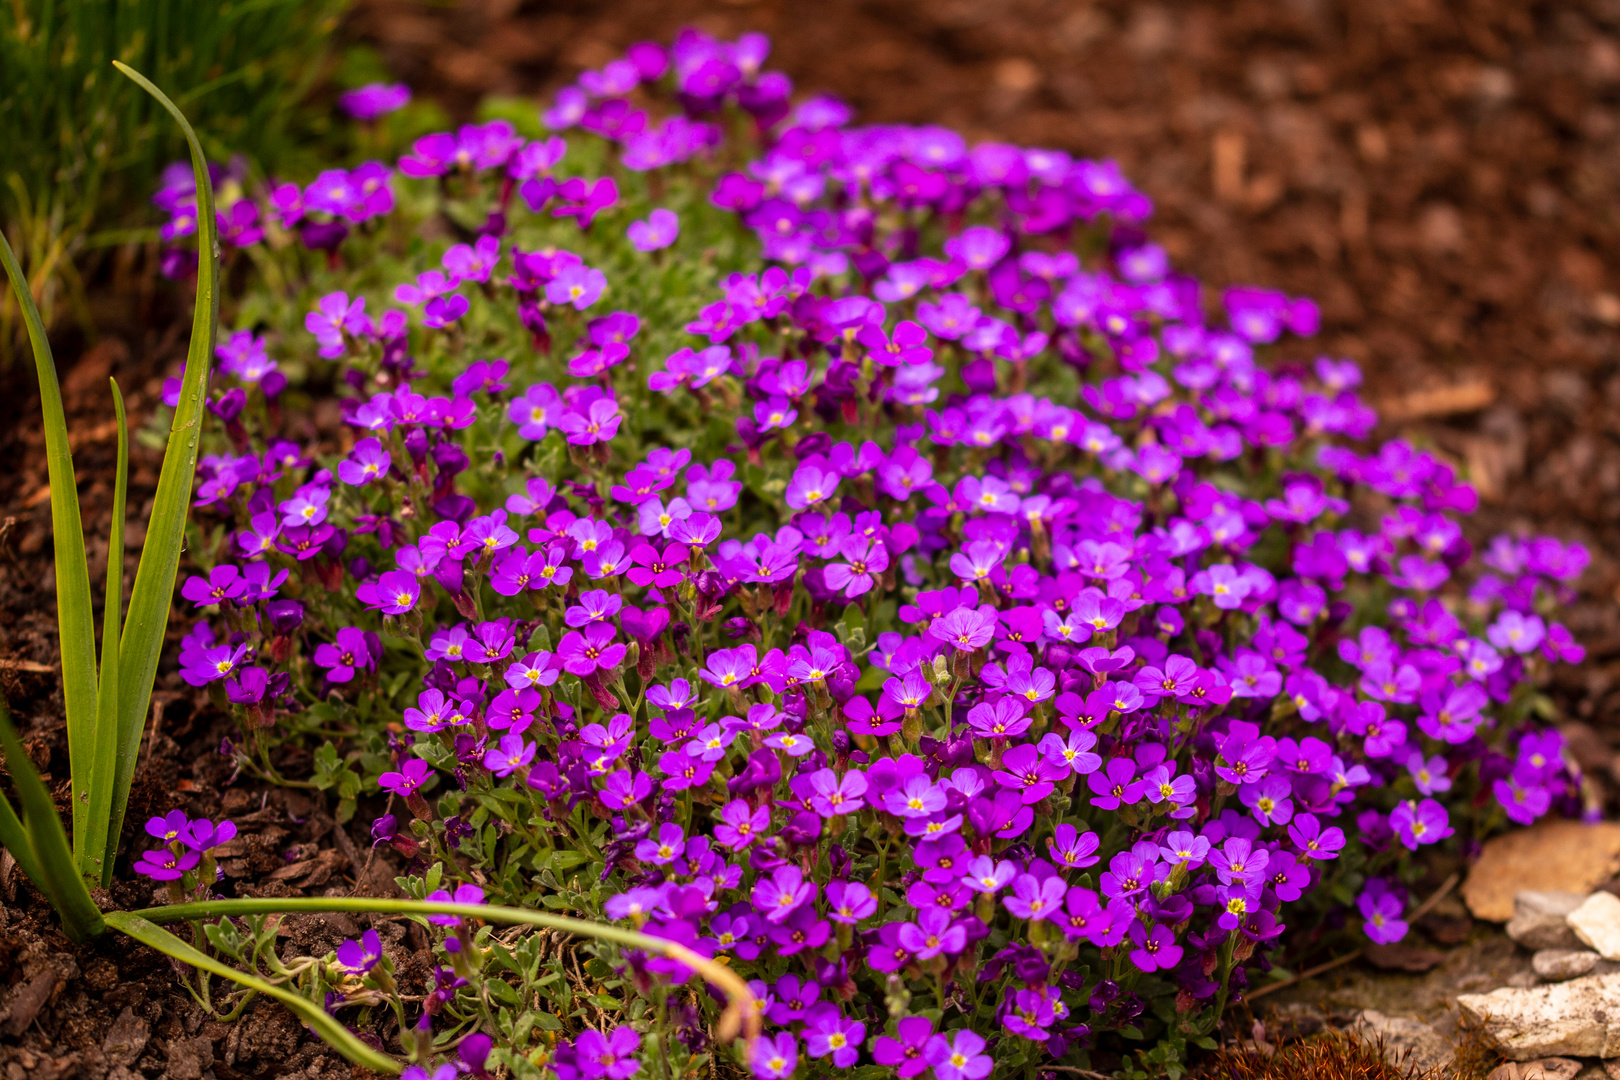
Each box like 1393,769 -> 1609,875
1194,1031 -> 1444,1080
0,0 -> 347,357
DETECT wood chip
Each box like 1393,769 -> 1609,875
1377,380 -> 1496,422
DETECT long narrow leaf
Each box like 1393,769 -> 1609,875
0,228 -> 98,853
0,702 -> 102,940
106,63 -> 219,857
135,896 -> 761,1044
103,912 -> 400,1075
0,779 -> 47,898
85,378 -> 127,884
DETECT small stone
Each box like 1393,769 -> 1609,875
1459,972 -> 1620,1060
1508,891 -> 1589,951
1571,892 -> 1620,960
1350,1010 -> 1454,1074
1490,1061 -> 1584,1080
1534,949 -> 1601,981
101,1007 -> 149,1067
1463,822 -> 1620,921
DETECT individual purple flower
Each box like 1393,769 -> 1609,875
993,744 -> 1069,805
627,208 -> 679,251
804,1007 -> 865,1068
483,735 -> 535,778
825,880 -> 877,923
927,1030 -> 991,1080
753,865 -> 814,923
559,396 -> 624,445
379,758 -> 432,797
750,1033 -> 797,1080
714,798 -> 771,850
784,462 -> 839,510
356,570 -> 420,615
805,769 -> 868,816
1389,798 -> 1453,850
336,929 -> 385,973
1359,888 -> 1408,944
557,623 -> 626,677
1127,921 -> 1184,972
546,264 -> 607,310
340,82 -> 410,121
576,1025 -> 641,1080
180,565 -> 247,608
338,437 -> 392,486
312,628 -> 373,683
1003,873 -> 1067,921
897,908 -> 967,959
132,847 -> 200,881
871,1016 -> 940,1079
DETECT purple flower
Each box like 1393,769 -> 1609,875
557,623 -> 626,676
484,735 -> 535,778
804,1007 -> 865,1068
927,1030 -> 992,1080
1002,873 -> 1066,921
1127,921 -> 1183,972
784,462 -> 839,510
825,880 -> 877,923
897,908 -> 967,959
576,1025 -> 641,1080
338,438 -> 392,486
357,570 -> 421,614
336,929 -> 384,973
180,565 -> 246,608
340,83 -> 410,121
1359,888 -> 1408,944
1389,798 -> 1453,850
132,847 -> 200,881
992,744 -> 1068,805
627,208 -> 679,251
805,768 -> 867,816
871,1016 -> 940,1079
379,758 -> 432,797
750,1033 -> 797,1080
753,865 -> 815,923
559,396 -> 624,445
714,798 -> 771,850
546,264 -> 607,310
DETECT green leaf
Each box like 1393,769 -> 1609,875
106,63 -> 220,860
85,378 -> 127,884
0,701 -> 102,940
104,911 -> 400,1075
0,228 -> 97,856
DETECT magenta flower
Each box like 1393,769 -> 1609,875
627,208 -> 679,251
927,1030 -> 992,1080
805,769 -> 867,816
804,1007 -> 865,1068
559,397 -> 624,445
338,437 -> 391,486
784,462 -> 839,510
1002,873 -> 1066,921
714,798 -> 771,850
180,565 -> 246,608
749,1033 -> 797,1080
552,176 -> 619,229
752,865 -> 814,923
825,880 -> 877,923
1359,888 -> 1408,944
339,82 -> 410,120
132,847 -> 200,882
313,628 -> 373,683
556,623 -> 626,677
897,908 -> 966,959
1390,798 -> 1453,850
871,1016 -> 941,1079
379,758 -> 432,797
546,264 -> 607,310
576,1025 -> 641,1080
356,570 -> 421,615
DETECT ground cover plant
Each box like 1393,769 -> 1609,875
9,24 -> 1597,1080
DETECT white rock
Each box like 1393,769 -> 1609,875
1533,949 -> 1600,981
1570,892 -> 1620,960
1458,972 -> 1620,1060
1350,1010 -> 1454,1073
1508,891 -> 1588,951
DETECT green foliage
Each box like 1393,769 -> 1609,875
0,63 -> 217,926
0,0 -> 347,354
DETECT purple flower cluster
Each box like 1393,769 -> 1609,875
147,23 -> 1592,1079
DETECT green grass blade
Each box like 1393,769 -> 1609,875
0,780 -> 48,898
0,701 -> 103,941
103,911 -> 401,1076
86,378 -> 127,885
106,63 -> 219,857
134,896 -> 761,1045
0,228 -> 98,856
